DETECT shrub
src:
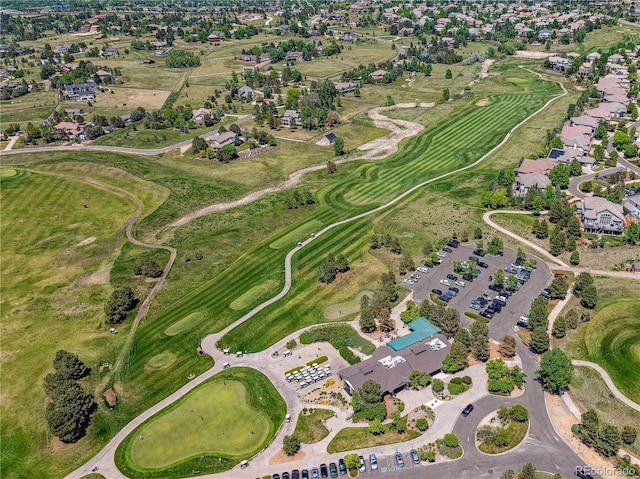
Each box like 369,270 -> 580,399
510,404 -> 528,422
447,381 -> 469,395
444,433 -> 459,448
416,418 -> 428,431
286,339 -> 297,350
450,377 -> 462,385
462,376 -> 472,385
339,347 -> 360,365
432,378 -> 445,393
425,450 -> 436,462
300,324 -> 375,354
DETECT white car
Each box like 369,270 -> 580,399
455,281 -> 466,288
439,279 -> 452,286
437,251 -> 447,257
417,266 -> 430,274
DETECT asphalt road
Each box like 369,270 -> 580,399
407,244 -> 552,340
567,166 -> 626,199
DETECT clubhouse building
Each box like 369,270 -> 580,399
339,318 -> 449,396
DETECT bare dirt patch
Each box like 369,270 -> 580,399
476,98 -> 490,107
77,236 -> 97,246
513,51 -> 556,59
269,449 -> 307,465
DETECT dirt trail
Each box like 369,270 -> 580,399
169,103 -> 434,228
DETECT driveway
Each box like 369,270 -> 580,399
406,244 -> 552,340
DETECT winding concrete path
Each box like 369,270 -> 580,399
65,66 -> 572,479
571,360 -> 640,412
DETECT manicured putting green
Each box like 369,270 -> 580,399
323,291 -> 374,320
164,312 -> 204,336
229,279 -> 277,310
580,301 -> 640,403
269,220 -> 322,249
147,351 -> 175,369
0,169 -> 17,177
129,380 -> 270,469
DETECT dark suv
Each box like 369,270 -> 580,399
462,404 -> 474,416
447,273 -> 458,281
320,464 -> 328,479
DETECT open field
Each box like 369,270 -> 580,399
0,169 -> 138,479
294,408 -> 334,443
327,425 -> 421,453
558,277 -> 640,404
569,366 -> 640,457
118,368 -> 285,478
323,291 -> 373,320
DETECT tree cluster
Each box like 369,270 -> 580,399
286,189 -> 315,209
134,258 -> 163,278
577,409 -> 636,457
318,253 -> 350,284
369,233 -> 403,254
104,287 -> 137,324
358,272 -> 398,333
165,49 -> 201,68
536,348 -> 573,393
573,272 -> 598,309
486,358 -> 526,394
352,379 -> 386,421
43,350 -> 95,443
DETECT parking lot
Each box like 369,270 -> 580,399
405,243 -> 552,339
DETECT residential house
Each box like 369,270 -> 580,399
584,107 -> 612,121
369,69 -> 387,81
285,51 -> 303,62
63,82 -> 98,100
334,82 -> 357,93
340,32 -> 358,42
238,85 -> 254,98
623,193 -> 640,219
340,318 -> 449,396
102,47 -> 119,57
570,115 -> 600,131
95,70 -> 113,81
208,131 -> 238,150
538,28 -> 552,39
64,108 -> 85,117
191,107 -> 212,124
608,53 -> 625,64
399,27 -> 415,36
317,132 -> 336,146
586,51 -> 601,62
515,173 -> 552,197
515,158 -> 556,176
548,148 -> 582,165
578,61 -> 593,76
562,134 -> 591,153
598,102 -> 626,119
207,33 -> 221,43
120,113 -> 132,124
580,197 -> 625,234
55,44 -> 71,54
560,122 -> 592,141
548,56 -> 573,72
281,109 -> 302,126
301,93 -> 320,105
54,121 -> 84,138
237,54 -> 258,63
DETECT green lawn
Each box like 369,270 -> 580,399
118,368 -> 285,477
327,425 -> 420,453
477,419 -> 529,454
569,366 -> 640,457
323,291 -> 373,320
561,277 -> 640,404
0,169 -> 137,479
294,408 -> 334,443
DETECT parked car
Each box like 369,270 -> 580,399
470,302 -> 482,311
431,288 -> 443,295
320,464 -> 328,479
447,239 -> 460,248
283,471 -> 290,479
462,273 -> 474,282
488,284 -> 501,292
311,468 -> 319,479
473,249 -> 486,257
477,261 -> 489,268
301,470 -> 309,479
329,462 -> 338,478
462,404 -> 474,416
410,449 -> 420,465
455,280 -> 465,287
369,454 -> 378,470
447,273 -> 458,281
439,279 -> 452,286
292,470 -> 300,479
394,452 -> 404,468
575,468 -> 594,479
480,310 -> 494,319
358,456 -> 366,473
338,459 -> 347,475
439,293 -> 452,302
417,266 -> 430,274
442,246 -> 453,253
449,286 -> 459,294
505,266 -> 518,274
437,251 -> 447,257
518,314 -> 529,327
469,255 -> 479,263
273,474 -> 281,479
